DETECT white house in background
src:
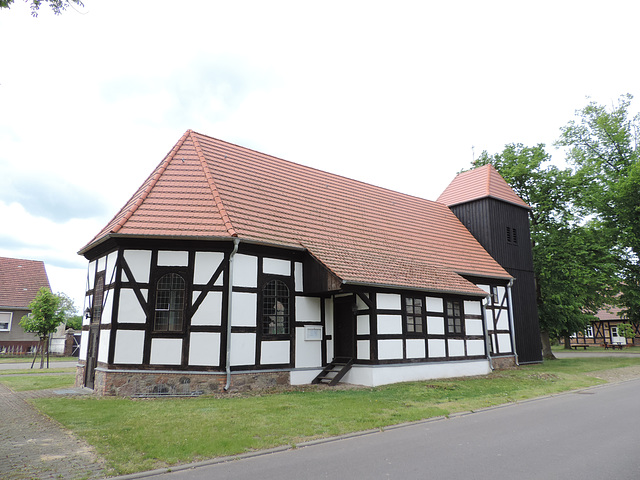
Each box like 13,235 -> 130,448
76,130 -> 540,396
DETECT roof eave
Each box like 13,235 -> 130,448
444,195 -> 531,210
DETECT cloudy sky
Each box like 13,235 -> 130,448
1,0 -> 638,311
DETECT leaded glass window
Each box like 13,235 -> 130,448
154,273 -> 185,332
262,279 -> 290,335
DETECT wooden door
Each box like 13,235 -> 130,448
84,271 -> 105,388
333,295 -> 355,358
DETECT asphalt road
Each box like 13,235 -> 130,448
143,378 -> 640,480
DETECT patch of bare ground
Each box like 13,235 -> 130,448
588,365 -> 640,383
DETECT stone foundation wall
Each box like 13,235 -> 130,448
74,362 -> 86,387
92,369 -> 291,397
491,355 -> 517,370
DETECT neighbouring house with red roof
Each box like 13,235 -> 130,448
76,130 -> 542,396
0,257 -> 51,355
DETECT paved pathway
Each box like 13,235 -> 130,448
0,382 -> 106,480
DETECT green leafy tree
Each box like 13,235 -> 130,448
473,144 -> 617,359
65,314 -> 82,330
19,288 -> 70,368
0,0 -> 84,16
557,94 -> 640,326
618,323 -> 636,341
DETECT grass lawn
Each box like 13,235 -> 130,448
551,345 -> 640,353
0,356 -> 77,364
0,367 -> 77,376
0,373 -> 76,391
31,356 -> 640,476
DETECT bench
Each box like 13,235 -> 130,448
570,345 -> 590,350
603,343 -> 625,350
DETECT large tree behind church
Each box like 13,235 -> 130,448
473,145 -> 617,359
557,94 -> 640,325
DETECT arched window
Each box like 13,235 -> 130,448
262,279 -> 290,335
154,273 -> 186,331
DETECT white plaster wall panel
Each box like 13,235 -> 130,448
123,250 -> 152,283
464,300 -> 482,316
426,297 -> 444,313
497,286 -> 506,303
427,316 -> 444,335
261,340 -> 290,365
477,284 -> 490,295
157,250 -> 189,267
194,252 -> 224,285
263,258 -> 291,276
233,254 -> 258,288
428,339 -> 446,358
118,289 -> 147,324
343,360 -> 492,387
97,255 -> 106,272
467,339 -> 486,356
496,311 -> 510,330
88,261 -> 96,290
294,262 -> 303,292
465,319 -> 484,336
79,330 -> 89,360
97,330 -> 110,363
378,339 -> 403,360
357,340 -> 370,360
485,310 -> 494,329
376,293 -> 401,310
291,370 -> 323,385
497,334 -> 513,353
357,315 -> 370,335
326,339 -> 334,361
324,299 -> 334,335
377,315 -> 403,334
356,294 -> 369,310
231,292 -> 257,327
295,327 -> 322,368
105,251 -> 118,285
296,297 -> 321,322
448,339 -> 465,357
189,332 -> 220,366
191,291 -> 223,326
100,292 -> 114,324
150,338 -> 182,365
230,333 -> 256,366
113,330 -> 144,364
406,339 -> 426,359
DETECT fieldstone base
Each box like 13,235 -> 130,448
491,355 -> 518,369
78,368 -> 291,396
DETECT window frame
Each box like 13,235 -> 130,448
404,295 -> 425,335
0,311 -> 12,331
445,299 -> 464,336
260,277 -> 292,338
153,271 -> 187,333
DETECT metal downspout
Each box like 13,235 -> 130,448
224,238 -> 240,391
481,297 -> 494,371
506,279 -> 519,366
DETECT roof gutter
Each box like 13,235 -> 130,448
224,238 -> 240,391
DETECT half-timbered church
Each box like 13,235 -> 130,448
76,130 -> 542,396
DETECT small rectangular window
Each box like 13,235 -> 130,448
405,297 -> 423,333
506,227 -> 518,246
445,300 -> 463,335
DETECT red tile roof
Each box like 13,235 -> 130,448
82,131 -> 513,296
437,164 -> 530,209
0,257 -> 50,309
